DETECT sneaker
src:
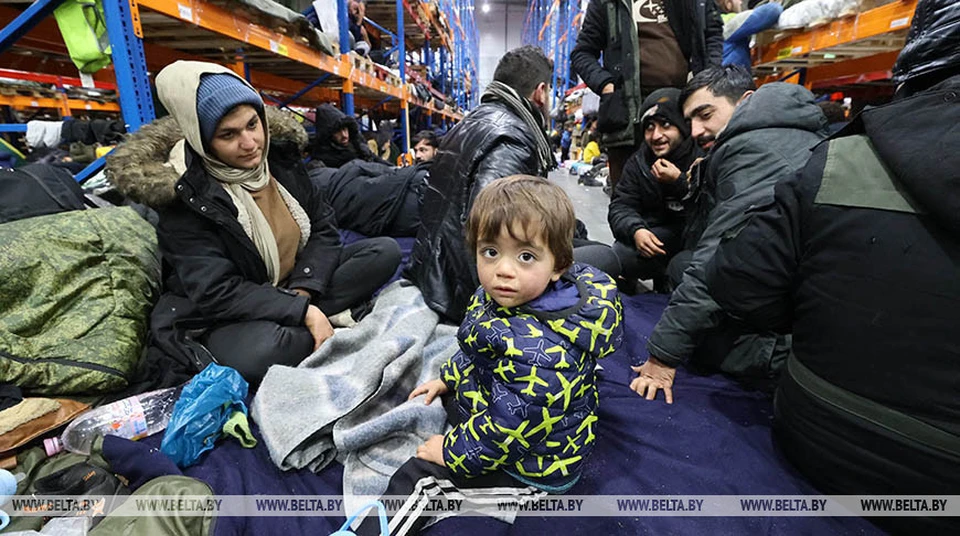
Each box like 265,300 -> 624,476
327,309 -> 356,328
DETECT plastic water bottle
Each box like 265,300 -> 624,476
43,386 -> 183,456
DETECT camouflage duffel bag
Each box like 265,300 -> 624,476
0,207 -> 160,395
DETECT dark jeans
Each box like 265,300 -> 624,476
606,144 -> 638,195
665,250 -> 692,290
612,224 -> 683,283
573,240 -> 622,279
202,237 -> 402,385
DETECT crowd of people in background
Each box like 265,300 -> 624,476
17,1 -> 950,534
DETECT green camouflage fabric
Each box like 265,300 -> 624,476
0,207 -> 160,395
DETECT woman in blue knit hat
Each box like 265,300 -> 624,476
108,61 -> 401,386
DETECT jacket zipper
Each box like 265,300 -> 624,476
2,349 -> 128,379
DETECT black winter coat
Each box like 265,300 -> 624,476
107,109 -> 342,371
405,100 -> 553,323
308,159 -> 427,237
571,0 -> 723,148
647,83 -> 827,370
607,138 -> 700,244
706,75 -> 960,436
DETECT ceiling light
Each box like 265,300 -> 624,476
482,3 -> 490,13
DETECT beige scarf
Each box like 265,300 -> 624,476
157,61 -> 310,285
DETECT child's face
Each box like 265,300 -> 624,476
476,222 -> 564,308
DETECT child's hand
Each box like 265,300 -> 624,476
416,435 -> 445,466
408,379 -> 449,405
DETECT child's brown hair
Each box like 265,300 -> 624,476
466,175 -> 575,271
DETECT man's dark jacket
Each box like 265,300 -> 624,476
308,159 -> 427,237
571,0 -> 723,148
312,103 -> 386,168
607,137 -> 699,245
705,74 -> 960,512
647,83 -> 826,373
108,109 -> 342,371
405,100 -> 552,323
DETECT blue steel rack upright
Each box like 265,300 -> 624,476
522,0 -> 584,128
0,0 -> 154,180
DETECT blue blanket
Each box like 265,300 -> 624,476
104,293 -> 882,535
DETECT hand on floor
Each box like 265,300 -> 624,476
630,356 -> 676,404
416,435 -> 445,466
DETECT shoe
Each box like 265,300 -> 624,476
580,175 -> 603,187
327,309 -> 356,328
616,277 -> 640,296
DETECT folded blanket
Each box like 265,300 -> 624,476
252,280 -> 456,513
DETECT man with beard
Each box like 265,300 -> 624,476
411,130 -> 439,164
630,65 -> 828,402
607,88 -> 701,291
405,45 -> 557,323
705,3 -> 960,533
571,0 -> 722,193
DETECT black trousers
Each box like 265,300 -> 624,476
611,224 -> 683,284
202,237 -> 402,385
572,238 -> 622,279
354,457 -> 545,536
776,369 -> 960,535
355,395 -> 545,535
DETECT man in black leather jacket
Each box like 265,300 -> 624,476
405,46 -> 557,323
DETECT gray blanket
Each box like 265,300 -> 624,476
251,280 -> 456,513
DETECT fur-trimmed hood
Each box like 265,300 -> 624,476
105,106 -> 308,208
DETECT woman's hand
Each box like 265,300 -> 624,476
304,305 -> 334,351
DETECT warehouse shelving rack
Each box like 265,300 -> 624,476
752,0 -> 917,94
522,0 -> 583,126
0,0 -> 477,176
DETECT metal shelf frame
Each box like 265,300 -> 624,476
752,0 -> 917,90
523,0 -> 582,128
0,0 -> 475,163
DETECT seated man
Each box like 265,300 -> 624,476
412,130 -> 439,164
405,46 -> 557,323
608,88 -> 701,290
631,66 -> 827,402
311,104 -> 386,168
705,4 -> 959,533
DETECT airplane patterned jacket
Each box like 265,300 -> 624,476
440,263 -> 624,492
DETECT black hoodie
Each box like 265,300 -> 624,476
311,104 -> 387,168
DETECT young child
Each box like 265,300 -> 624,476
362,175 -> 623,534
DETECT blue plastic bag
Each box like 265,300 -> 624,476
160,363 -> 248,467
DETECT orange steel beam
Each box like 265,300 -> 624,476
0,3 -> 459,120
136,0 -> 406,100
803,50 -> 900,87
753,0 -> 916,66
538,0 -> 560,42
0,94 -> 120,112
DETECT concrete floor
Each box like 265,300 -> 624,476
551,165 -> 655,291
549,167 -> 613,245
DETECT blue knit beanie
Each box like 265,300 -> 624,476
196,73 -> 264,144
